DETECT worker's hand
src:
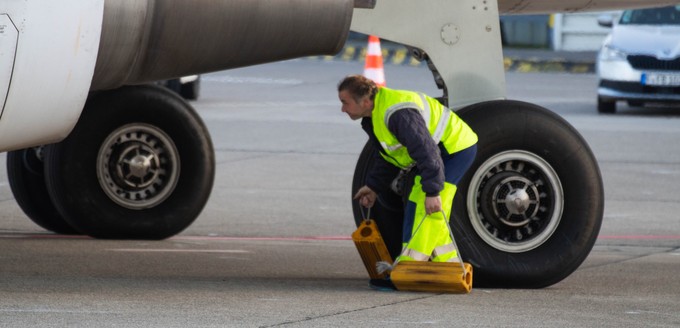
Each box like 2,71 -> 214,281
425,196 -> 442,215
353,185 -> 377,208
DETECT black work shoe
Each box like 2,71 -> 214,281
369,278 -> 396,291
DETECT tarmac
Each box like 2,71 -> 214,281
312,39 -> 598,74
502,47 -> 598,73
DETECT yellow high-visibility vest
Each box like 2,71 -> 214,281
371,87 -> 478,169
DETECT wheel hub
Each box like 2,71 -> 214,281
506,188 -> 530,214
493,176 -> 539,227
97,124 -> 180,210
117,145 -> 160,188
468,150 -> 563,253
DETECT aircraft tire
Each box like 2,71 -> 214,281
43,85 -> 215,239
351,100 -> 604,288
351,142 -> 405,260
6,148 -> 80,234
454,100 -> 603,288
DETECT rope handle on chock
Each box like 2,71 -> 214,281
394,210 -> 468,277
360,206 -> 371,223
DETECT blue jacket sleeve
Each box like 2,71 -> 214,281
360,118 -> 400,194
387,108 -> 444,196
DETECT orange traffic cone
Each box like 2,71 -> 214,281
363,35 -> 386,87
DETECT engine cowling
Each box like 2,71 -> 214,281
91,0 -> 355,90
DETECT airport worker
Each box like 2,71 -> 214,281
338,75 -> 478,290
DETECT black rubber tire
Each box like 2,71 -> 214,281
43,85 -> 215,239
351,143 -> 405,260
6,148 -> 79,234
597,97 -> 616,114
454,100 -> 604,288
163,79 -> 182,94
351,100 -> 604,288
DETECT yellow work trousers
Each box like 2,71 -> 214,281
397,176 -> 459,263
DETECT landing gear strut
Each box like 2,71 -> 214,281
7,85 -> 215,239
352,100 -> 604,288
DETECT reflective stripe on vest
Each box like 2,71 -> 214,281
372,87 -> 477,169
379,99 -> 415,153
432,243 -> 457,258
379,93 -> 449,152
400,247 -> 430,261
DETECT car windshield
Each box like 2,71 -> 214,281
620,6 -> 680,25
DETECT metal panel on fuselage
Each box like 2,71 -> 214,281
0,14 -> 18,120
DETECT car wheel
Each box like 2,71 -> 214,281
43,85 -> 215,239
597,97 -> 616,114
6,148 -> 80,234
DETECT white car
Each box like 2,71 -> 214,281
597,6 -> 680,113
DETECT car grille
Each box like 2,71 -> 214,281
628,55 -> 680,71
600,80 -> 680,95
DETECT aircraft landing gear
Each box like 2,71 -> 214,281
351,100 -> 604,288
6,147 -> 79,234
7,85 -> 214,238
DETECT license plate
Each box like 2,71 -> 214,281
642,72 -> 680,86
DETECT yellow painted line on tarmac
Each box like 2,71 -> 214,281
314,44 -> 595,73
340,46 -> 357,61
391,49 -> 408,65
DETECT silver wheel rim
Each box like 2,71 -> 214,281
467,150 -> 563,253
97,124 -> 180,210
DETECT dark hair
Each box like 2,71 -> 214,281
337,75 -> 378,102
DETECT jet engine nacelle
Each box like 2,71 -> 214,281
0,1 -> 104,151
92,0 -> 354,90
0,0 -> 355,151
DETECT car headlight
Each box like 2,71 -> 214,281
599,44 -> 627,62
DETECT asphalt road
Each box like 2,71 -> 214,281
0,59 -> 678,327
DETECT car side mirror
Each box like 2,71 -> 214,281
597,14 -> 614,28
